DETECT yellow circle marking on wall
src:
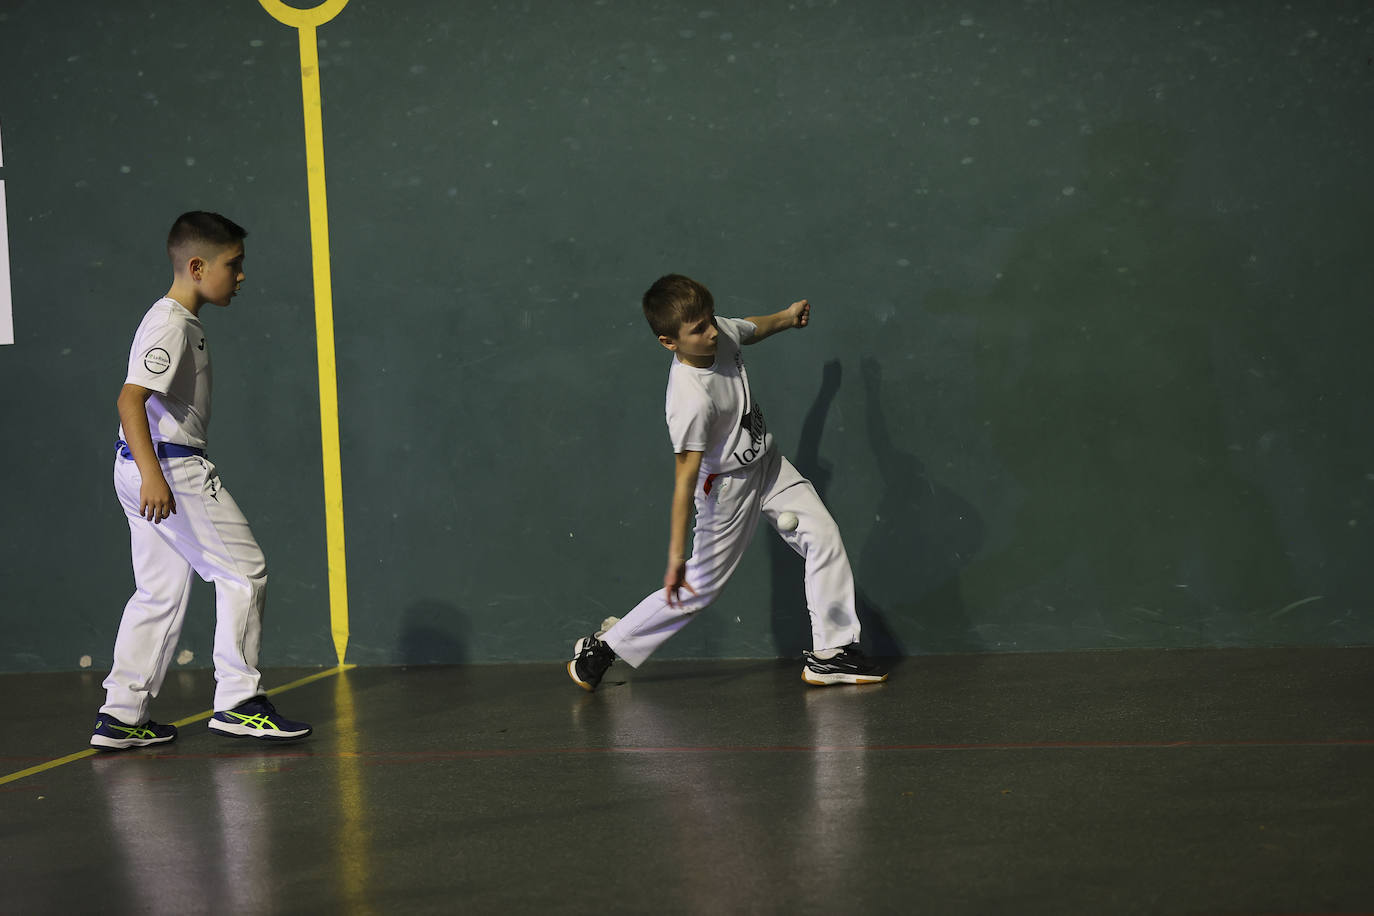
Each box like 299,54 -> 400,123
257,0 -> 350,29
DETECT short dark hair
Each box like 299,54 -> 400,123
642,274 -> 714,339
166,211 -> 247,266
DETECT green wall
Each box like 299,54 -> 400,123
1,0 -> 1370,672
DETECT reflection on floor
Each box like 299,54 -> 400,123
3,648 -> 1373,914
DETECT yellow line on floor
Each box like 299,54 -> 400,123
0,749 -> 99,787
0,665 -> 354,788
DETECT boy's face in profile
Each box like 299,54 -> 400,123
198,242 -> 246,308
662,312 -> 719,367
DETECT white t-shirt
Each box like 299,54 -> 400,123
664,316 -> 774,474
118,297 -> 212,449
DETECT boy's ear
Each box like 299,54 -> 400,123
658,335 -> 678,352
184,256 -> 206,281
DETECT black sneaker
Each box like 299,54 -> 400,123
90,714 -> 178,750
567,617 -> 619,692
209,696 -> 312,741
802,645 -> 889,686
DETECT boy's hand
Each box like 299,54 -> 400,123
117,383 -> 176,523
744,301 -> 810,343
140,475 -> 177,523
664,559 -> 697,608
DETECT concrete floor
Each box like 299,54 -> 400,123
2,647 -> 1373,914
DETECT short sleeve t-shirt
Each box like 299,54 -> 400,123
664,316 -> 774,474
118,297 -> 212,448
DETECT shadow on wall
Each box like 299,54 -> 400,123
857,357 -> 984,654
397,599 -> 471,665
769,359 -> 983,659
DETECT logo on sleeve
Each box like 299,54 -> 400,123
143,347 -> 171,374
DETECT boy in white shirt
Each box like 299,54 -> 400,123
91,211 -> 310,749
568,274 -> 888,690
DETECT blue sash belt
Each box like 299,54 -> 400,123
115,439 -> 206,460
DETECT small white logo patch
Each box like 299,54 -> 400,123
143,347 -> 171,374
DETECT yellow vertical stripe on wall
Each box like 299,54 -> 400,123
259,0 -> 353,664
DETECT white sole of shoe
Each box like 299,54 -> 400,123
208,719 -> 310,739
801,668 -> 889,686
90,735 -> 174,750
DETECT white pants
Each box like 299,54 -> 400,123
102,453 -> 265,723
605,449 -> 861,667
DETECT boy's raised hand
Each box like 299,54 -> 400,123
743,299 -> 811,343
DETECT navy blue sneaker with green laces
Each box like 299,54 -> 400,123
209,696 -> 312,741
90,714 -> 178,750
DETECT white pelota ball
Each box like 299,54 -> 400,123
778,511 -> 799,532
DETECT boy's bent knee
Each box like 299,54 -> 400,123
218,565 -> 266,592
240,549 -> 267,583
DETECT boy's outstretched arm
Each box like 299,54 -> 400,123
744,299 -> 810,344
664,449 -> 704,607
117,383 -> 176,524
